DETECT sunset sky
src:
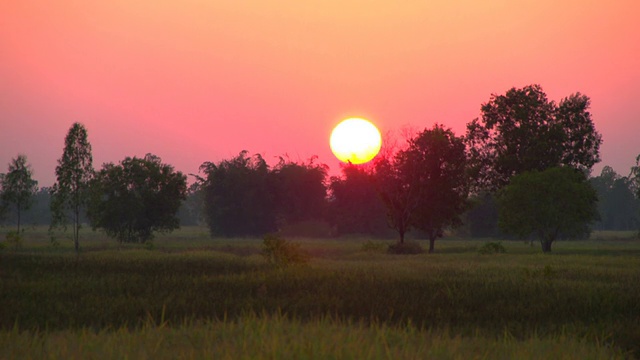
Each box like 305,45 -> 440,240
1,1 -> 639,186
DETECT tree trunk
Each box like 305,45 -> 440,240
428,236 -> 435,253
541,239 -> 553,253
16,203 -> 21,234
399,229 -> 405,244
74,203 -> 80,253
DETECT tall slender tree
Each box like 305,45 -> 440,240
51,122 -> 94,252
0,155 -> 38,233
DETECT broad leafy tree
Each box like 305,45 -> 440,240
497,167 -> 598,253
51,122 -> 94,252
0,155 -> 38,233
374,125 -> 469,252
88,154 -> 187,244
466,84 -> 602,190
200,151 -> 276,237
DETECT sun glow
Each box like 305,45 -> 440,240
330,118 -> 382,164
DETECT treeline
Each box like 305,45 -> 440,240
2,84 -> 640,253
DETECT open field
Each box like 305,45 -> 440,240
1,227 -> 639,358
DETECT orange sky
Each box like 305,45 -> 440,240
1,1 -> 639,185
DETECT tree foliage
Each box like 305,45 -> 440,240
374,125 -> 469,252
87,154 -> 187,244
0,155 -> 38,233
466,84 -> 602,190
327,163 -> 389,237
271,156 -> 328,226
497,167 -> 598,253
200,151 -> 329,237
589,166 -> 639,231
51,122 -> 94,251
200,151 -> 276,237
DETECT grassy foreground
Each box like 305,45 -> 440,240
1,227 -> 639,358
1,315 -> 626,359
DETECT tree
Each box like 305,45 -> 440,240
271,156 -> 328,227
590,167 -> 639,231
0,155 -> 38,233
51,122 -> 94,252
374,125 -> 469,252
466,84 -> 602,190
327,163 -> 389,237
464,192 -> 500,238
87,154 -> 187,244
631,154 -> 640,200
200,151 -> 276,237
496,167 -> 598,253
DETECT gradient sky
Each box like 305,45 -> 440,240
1,1 -> 639,186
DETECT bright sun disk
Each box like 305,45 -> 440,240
330,117 -> 382,164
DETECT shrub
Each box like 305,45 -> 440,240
387,241 -> 424,254
478,241 -> 506,254
361,240 -> 386,252
262,234 -> 309,267
5,231 -> 23,250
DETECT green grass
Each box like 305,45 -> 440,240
1,227 -> 639,358
1,314 -> 626,359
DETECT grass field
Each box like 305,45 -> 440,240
1,227 -> 639,358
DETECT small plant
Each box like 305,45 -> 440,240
5,231 -> 23,250
361,240 -> 386,252
478,241 -> 506,254
262,234 -> 309,267
387,241 -> 424,254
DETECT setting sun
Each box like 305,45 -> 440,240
330,118 -> 382,164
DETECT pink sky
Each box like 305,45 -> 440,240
1,1 -> 639,186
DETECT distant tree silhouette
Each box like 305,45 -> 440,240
466,84 -> 602,191
590,167 -> 639,231
88,154 -> 187,244
464,192 -> 500,238
200,151 -> 276,237
177,182 -> 205,226
497,167 -> 598,253
327,163 -> 389,237
271,156 -> 328,226
0,155 -> 38,234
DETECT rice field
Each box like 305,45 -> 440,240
1,227 -> 639,359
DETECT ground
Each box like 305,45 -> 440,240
1,227 -> 639,359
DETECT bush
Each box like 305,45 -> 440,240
5,231 -> 23,250
387,241 -> 424,255
361,240 -> 386,252
478,241 -> 506,254
262,234 -> 309,267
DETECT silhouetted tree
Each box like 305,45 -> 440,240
0,155 -> 38,233
327,163 -> 389,237
464,192 -> 500,238
177,182 -> 205,226
466,84 -> 602,190
271,156 -> 328,226
88,154 -> 187,244
497,167 -> 598,253
590,167 -> 639,231
51,122 -> 94,252
200,151 -> 276,237
374,125 -> 469,252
